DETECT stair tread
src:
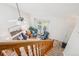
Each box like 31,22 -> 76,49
46,48 -> 63,56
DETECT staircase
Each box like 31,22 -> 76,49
0,39 -> 54,56
46,40 -> 64,56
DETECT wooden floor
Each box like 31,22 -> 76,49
46,47 -> 64,56
46,40 -> 64,56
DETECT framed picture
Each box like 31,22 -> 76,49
8,25 -> 22,40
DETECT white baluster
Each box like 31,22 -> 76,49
36,44 -> 39,56
19,47 -> 27,56
27,45 -> 33,56
33,44 -> 36,56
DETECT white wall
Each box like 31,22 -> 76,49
47,18 -> 67,42
45,16 -> 77,43
63,16 -> 77,43
64,18 -> 79,56
0,3 -> 30,40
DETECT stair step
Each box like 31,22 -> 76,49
46,48 -> 63,56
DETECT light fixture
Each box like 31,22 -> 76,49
16,3 -> 24,22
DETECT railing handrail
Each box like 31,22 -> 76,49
0,40 -> 53,44
0,39 -> 54,56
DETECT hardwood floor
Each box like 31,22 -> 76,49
46,40 -> 64,56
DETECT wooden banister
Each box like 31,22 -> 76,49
0,39 -> 54,56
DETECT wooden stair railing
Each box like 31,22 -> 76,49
0,40 -> 54,56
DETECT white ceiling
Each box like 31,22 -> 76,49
7,3 -> 79,20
